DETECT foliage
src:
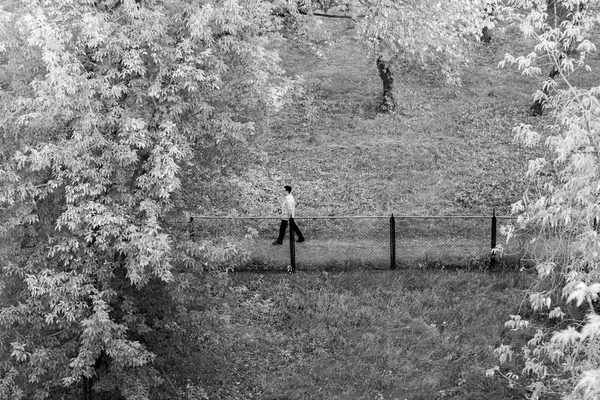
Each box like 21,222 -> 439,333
280,0 -> 493,113
352,0 -> 489,79
0,0 -> 579,399
0,0 -> 291,398
489,1 -> 600,398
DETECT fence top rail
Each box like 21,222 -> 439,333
190,214 -> 517,220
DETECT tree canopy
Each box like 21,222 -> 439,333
0,0 -> 289,398
279,0 -> 491,112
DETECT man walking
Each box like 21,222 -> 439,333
273,185 -> 305,245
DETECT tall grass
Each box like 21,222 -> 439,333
174,270 -> 532,400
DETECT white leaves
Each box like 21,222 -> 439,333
536,261 -> 556,279
0,0 -> 291,398
528,329 -> 545,347
566,282 -> 600,307
548,306 -> 565,320
356,0 -> 484,65
494,344 -> 514,364
547,314 -> 600,370
78,12 -> 109,49
188,0 -> 248,42
121,220 -> 174,286
499,52 -> 542,76
505,314 -> 530,330
511,201 -> 525,215
576,370 -> 600,399
25,269 -> 95,324
513,123 -> 540,147
67,294 -> 156,385
120,49 -> 147,77
495,3 -> 600,398
581,314 -> 600,341
578,40 -> 597,54
551,325 -> 582,345
530,292 -> 552,311
525,157 -> 547,177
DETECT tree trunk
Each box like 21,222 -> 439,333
83,376 -> 93,400
376,56 -> 395,113
529,65 -> 559,116
480,26 -> 492,43
480,1 -> 495,43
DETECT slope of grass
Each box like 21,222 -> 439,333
258,20 -> 549,217
190,22 -> 563,269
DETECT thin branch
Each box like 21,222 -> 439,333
159,366 -> 182,396
310,11 -> 359,20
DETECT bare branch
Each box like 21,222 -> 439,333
310,11 -> 358,20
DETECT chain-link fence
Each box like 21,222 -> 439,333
189,214 -> 528,272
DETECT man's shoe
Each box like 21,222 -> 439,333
296,238 -> 305,243
272,240 -> 283,245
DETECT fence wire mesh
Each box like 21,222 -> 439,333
294,217 -> 390,270
189,215 -> 526,272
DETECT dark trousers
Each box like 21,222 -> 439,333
276,219 -> 304,243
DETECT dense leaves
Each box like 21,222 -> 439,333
491,0 -> 600,398
0,0 -> 289,398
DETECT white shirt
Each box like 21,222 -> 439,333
281,193 -> 296,219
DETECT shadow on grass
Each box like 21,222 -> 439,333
233,237 -> 528,273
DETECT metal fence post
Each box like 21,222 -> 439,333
491,209 -> 497,268
289,217 -> 296,273
390,214 -> 396,269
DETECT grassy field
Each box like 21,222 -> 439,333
174,270 -> 534,400
177,18 -> 600,400
260,19 -> 546,217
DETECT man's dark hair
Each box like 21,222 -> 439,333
284,185 -> 292,193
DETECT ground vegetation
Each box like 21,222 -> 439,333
2,0 -> 600,399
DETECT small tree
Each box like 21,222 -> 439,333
355,0 -> 489,112
490,1 -> 600,398
280,0 -> 491,113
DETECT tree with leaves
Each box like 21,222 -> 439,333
282,0 -> 490,113
0,0 -> 291,399
522,0 -> 589,116
490,1 -> 600,398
